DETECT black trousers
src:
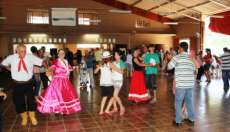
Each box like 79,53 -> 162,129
40,73 -> 49,89
0,114 -> 2,132
32,74 -> 41,96
0,100 -> 2,132
145,74 -> 157,90
197,66 -> 204,80
12,81 -> 36,114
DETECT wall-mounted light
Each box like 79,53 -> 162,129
84,34 -> 100,39
0,17 -> 7,20
163,22 -> 178,25
77,44 -> 101,49
30,33 -> 48,38
109,9 -> 132,14
209,15 -> 224,19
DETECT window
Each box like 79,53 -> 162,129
78,10 -> 100,26
27,9 -> 49,24
135,18 -> 150,28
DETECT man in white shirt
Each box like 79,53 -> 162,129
1,44 -> 43,126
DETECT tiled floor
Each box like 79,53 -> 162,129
1,72 -> 230,132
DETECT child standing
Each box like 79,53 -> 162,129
94,51 -> 114,115
104,51 -> 126,116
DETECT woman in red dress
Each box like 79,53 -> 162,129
203,48 -> 212,83
128,48 -> 152,103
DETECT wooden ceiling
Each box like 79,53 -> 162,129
97,0 -> 230,21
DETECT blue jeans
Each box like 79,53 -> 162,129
175,88 -> 194,123
222,70 -> 230,92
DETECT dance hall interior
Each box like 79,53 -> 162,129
0,0 -> 230,132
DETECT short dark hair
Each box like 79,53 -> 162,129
30,46 -> 38,53
205,48 -> 211,53
114,50 -> 123,56
148,44 -> 155,48
128,49 -> 132,54
179,42 -> 188,52
223,47 -> 228,52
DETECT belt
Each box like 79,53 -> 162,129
13,79 -> 32,84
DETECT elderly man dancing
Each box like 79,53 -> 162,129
1,44 -> 43,126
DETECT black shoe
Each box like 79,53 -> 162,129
173,121 -> 182,127
224,88 -> 229,93
184,119 -> 195,126
128,101 -> 137,105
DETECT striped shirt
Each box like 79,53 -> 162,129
220,52 -> 230,71
168,52 -> 196,89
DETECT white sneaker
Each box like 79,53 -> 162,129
150,98 -> 157,104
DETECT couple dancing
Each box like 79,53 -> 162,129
1,45 -> 81,126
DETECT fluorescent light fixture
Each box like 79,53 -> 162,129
30,34 -> 47,37
88,20 -> 102,23
209,15 -> 224,18
109,9 -> 132,14
84,34 -> 100,39
163,22 -> 178,25
0,17 -> 6,20
77,44 -> 101,49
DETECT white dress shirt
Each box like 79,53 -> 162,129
1,54 -> 43,81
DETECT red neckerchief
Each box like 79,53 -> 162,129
18,56 -> 28,73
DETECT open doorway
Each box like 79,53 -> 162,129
13,44 -> 63,54
204,17 -> 230,56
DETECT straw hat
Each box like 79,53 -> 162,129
101,51 -> 112,59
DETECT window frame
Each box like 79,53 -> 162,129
26,9 -> 50,25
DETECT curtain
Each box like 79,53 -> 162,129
209,11 -> 230,35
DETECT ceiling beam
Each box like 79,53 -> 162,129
159,5 -> 201,21
209,0 -> 230,9
205,8 -> 230,15
147,0 -> 176,11
146,0 -> 201,21
92,0 -> 173,23
165,1 -> 211,17
173,1 -> 209,14
179,13 -> 201,21
130,0 -> 142,6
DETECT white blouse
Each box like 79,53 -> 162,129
100,64 -> 113,86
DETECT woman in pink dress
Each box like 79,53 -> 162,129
37,49 -> 81,115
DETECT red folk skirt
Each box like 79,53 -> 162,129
128,71 -> 150,102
